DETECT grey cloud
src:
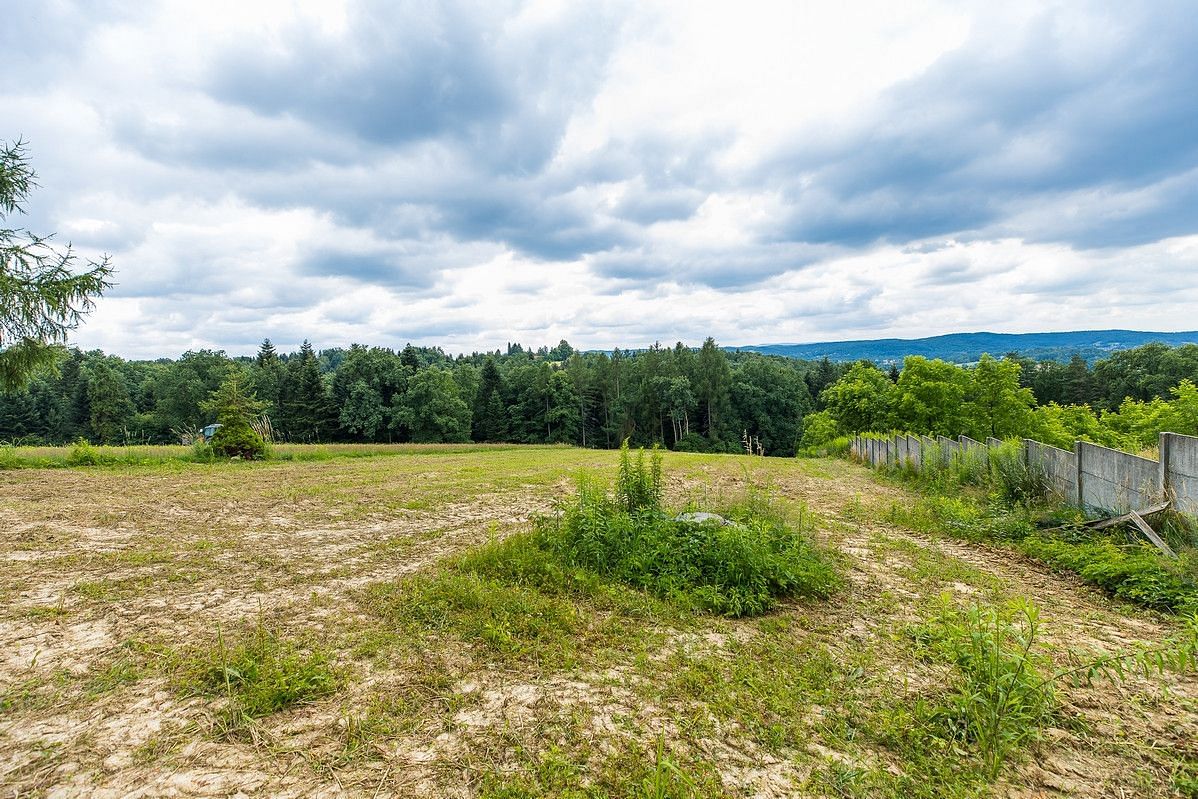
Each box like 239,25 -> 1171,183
587,242 -> 829,289
299,250 -> 434,287
764,3 -> 1198,250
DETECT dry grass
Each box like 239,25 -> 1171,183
1,447 -> 1195,797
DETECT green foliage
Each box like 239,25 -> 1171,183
1020,534 -> 1198,614
968,354 -> 1035,438
988,438 -> 1048,506
209,422 -> 267,460
178,622 -> 339,729
911,599 -> 1054,779
895,356 -> 971,437
202,374 -> 267,459
539,449 -> 840,616
819,361 -> 894,434
1,139 -> 114,391
887,491 -> 1198,615
395,366 -> 471,443
66,437 -> 108,466
615,439 -> 663,513
798,409 -> 838,449
0,443 -> 19,469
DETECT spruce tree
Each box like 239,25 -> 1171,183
0,140 -> 113,390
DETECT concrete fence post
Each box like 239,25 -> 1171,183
1160,432 -> 1173,504
1074,440 -> 1085,508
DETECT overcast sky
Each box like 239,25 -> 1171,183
5,1 -> 1198,358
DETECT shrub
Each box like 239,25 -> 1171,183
202,374 -> 268,460
536,445 -> 840,616
209,420 -> 266,460
672,432 -> 710,452
66,438 -> 107,466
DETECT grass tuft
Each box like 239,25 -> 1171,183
170,620 -> 340,735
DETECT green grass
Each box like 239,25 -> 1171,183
884,492 -> 1198,615
168,620 -> 341,735
360,531 -> 687,670
0,441 -> 572,469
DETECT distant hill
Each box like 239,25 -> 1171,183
735,330 -> 1198,365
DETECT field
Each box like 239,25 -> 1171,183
2,446 -> 1196,797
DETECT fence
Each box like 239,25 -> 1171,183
850,431 -> 1198,515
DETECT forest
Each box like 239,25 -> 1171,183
805,343 -> 1198,453
3,338 -> 1198,457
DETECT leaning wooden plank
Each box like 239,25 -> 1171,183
1085,512 -> 1136,531
1128,511 -> 1178,559
1083,501 -> 1171,530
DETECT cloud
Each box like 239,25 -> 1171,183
2,0 -> 1197,359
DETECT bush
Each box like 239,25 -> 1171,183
202,374 -> 268,460
209,420 -> 266,460
672,432 -> 710,452
535,444 -> 840,616
66,438 -> 109,466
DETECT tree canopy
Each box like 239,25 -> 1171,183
0,140 -> 112,390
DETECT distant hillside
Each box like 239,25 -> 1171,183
736,330 -> 1198,365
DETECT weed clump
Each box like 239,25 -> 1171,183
66,438 -> 111,466
174,621 -> 339,734
988,439 -> 1049,506
907,598 -> 1198,781
535,442 -> 840,617
911,599 -> 1054,780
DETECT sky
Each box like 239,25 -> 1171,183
5,0 -> 1198,359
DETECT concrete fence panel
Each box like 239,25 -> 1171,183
1077,441 -> 1160,513
959,436 -> 987,460
1161,432 -> 1198,515
852,428 -> 1198,521
936,435 -> 959,466
906,434 -> 922,468
1024,439 -> 1076,502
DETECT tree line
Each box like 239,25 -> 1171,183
5,338 -> 1198,456
0,338 -> 843,456
803,343 -> 1198,453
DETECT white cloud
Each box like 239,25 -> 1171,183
3,0 -> 1197,359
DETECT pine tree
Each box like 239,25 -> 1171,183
0,140 -> 113,390
280,341 -> 335,442
472,357 -> 507,442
